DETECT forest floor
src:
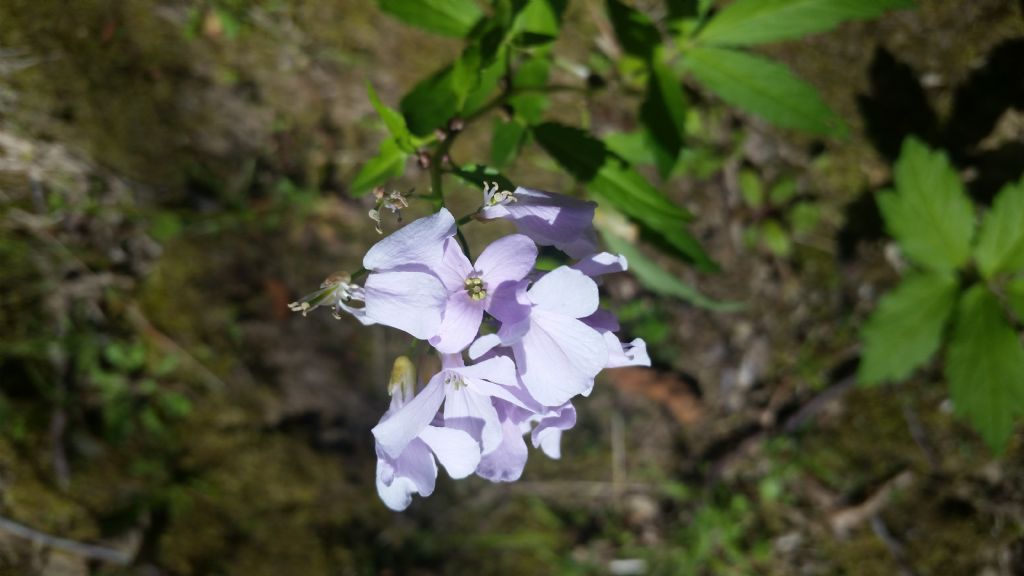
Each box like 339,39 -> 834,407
0,1 -> 1023,574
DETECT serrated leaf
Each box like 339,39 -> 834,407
533,122 -> 714,269
680,47 -> 847,136
975,177 -> 1024,279
378,0 -> 483,37
600,226 -> 743,311
491,119 -> 526,167
400,66 -> 460,137
641,56 -> 688,178
367,83 -> 415,152
877,138 -> 975,272
698,0 -> 914,47
606,0 -> 661,60
858,273 -> 958,386
946,284 -> 1024,452
350,139 -> 407,196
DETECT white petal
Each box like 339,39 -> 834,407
429,292 -> 485,354
453,355 -> 518,387
371,375 -> 446,458
363,208 -> 455,270
527,266 -> 599,319
364,270 -> 447,340
516,311 -> 607,406
475,234 -> 537,289
419,425 -> 481,479
444,386 -> 504,455
573,252 -> 628,277
476,417 -> 529,482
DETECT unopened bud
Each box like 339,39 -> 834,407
389,356 -> 416,400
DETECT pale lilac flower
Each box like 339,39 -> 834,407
429,234 -> 537,353
475,400 -> 530,482
470,266 -> 609,406
359,208 -> 456,339
374,360 -> 480,511
480,185 -> 598,258
371,355 -> 522,460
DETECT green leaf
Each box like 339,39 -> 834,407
512,0 -> 567,43
858,273 -> 958,386
350,139 -> 407,196
603,130 -> 657,166
760,219 -> 792,256
533,122 -> 714,269
739,169 -> 764,208
599,227 -> 743,311
974,177 -> 1024,279
788,201 -> 820,235
378,0 -> 483,37
680,47 -> 846,136
878,138 -> 974,272
698,0 -> 913,47
367,83 -> 415,152
1007,278 -> 1024,321
451,45 -> 483,108
491,119 -> 527,167
452,164 -> 516,193
400,66 -> 460,136
769,178 -> 797,204
509,56 -> 552,124
606,0 -> 661,60
640,56 -> 688,178
946,284 -> 1024,452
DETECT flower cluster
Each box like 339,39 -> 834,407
295,185 -> 649,510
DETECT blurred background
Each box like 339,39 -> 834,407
1,1 -> 1023,574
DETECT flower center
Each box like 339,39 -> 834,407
444,372 -> 466,390
464,276 -> 487,301
483,181 -> 516,206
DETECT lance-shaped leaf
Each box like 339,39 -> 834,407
400,66 -> 460,137
534,122 -> 713,269
378,0 -> 483,37
641,55 -> 688,178
877,138 -> 975,273
350,139 -> 407,196
680,47 -> 846,137
512,0 -> 567,45
600,226 -> 742,311
975,177 -> 1024,279
697,0 -> 914,47
1007,278 -> 1024,321
491,119 -> 527,168
946,284 -> 1024,452
858,273 -> 958,386
606,0 -> 660,60
367,83 -> 415,152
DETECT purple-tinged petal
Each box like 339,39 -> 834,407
531,402 -> 576,459
429,292 -> 484,354
364,270 -> 447,340
475,234 -> 538,290
605,335 -> 651,368
487,279 -> 532,324
435,238 -> 474,292
444,385 -> 504,455
515,311 -> 607,406
476,416 -> 528,482
419,425 -> 480,479
468,317 -> 530,360
480,187 -> 598,258
376,438 -> 437,511
573,252 -> 628,277
581,309 -> 620,332
527,266 -> 600,319
372,374 -> 446,458
363,208 -> 456,271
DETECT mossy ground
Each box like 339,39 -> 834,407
0,1 -> 1022,574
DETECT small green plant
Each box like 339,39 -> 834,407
859,137 -> 1024,452
738,170 -> 820,258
